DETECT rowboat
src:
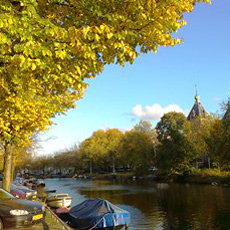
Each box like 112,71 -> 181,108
46,194 -> 72,208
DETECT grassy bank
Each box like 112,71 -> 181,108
182,169 -> 230,185
79,169 -> 230,187
85,172 -> 134,180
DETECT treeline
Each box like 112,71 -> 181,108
23,108 -> 230,177
23,120 -> 157,176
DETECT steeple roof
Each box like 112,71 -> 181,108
187,94 -> 207,121
223,100 -> 230,120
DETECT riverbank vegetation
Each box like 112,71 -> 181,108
18,104 -> 230,186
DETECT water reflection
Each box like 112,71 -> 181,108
45,179 -> 230,230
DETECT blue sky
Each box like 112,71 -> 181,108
37,0 -> 230,155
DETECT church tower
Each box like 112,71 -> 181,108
187,92 -> 207,121
223,96 -> 230,120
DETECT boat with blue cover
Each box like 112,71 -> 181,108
68,198 -> 130,230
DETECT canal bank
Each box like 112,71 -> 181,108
19,206 -> 72,230
45,207 -> 72,230
72,169 -> 230,187
157,169 -> 230,187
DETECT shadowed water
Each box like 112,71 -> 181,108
44,178 -> 230,230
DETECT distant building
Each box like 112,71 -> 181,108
223,99 -> 230,120
187,93 -> 207,121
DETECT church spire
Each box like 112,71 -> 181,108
187,90 -> 207,121
194,84 -> 200,103
223,92 -> 230,120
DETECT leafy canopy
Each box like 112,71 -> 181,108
156,112 -> 194,175
79,129 -> 123,161
119,129 -> 155,175
0,0 -> 210,146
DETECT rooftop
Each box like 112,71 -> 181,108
187,94 -> 207,121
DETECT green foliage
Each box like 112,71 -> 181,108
156,112 -> 186,141
79,130 -> 106,161
78,129 -> 123,173
77,124 -> 157,175
103,129 -> 124,172
203,119 -> 223,166
191,169 -> 230,177
27,109 -> 230,179
119,129 -> 155,175
185,115 -> 217,159
156,112 -> 195,175
188,169 -> 230,184
134,120 -> 153,133
205,114 -> 230,168
134,120 -> 159,145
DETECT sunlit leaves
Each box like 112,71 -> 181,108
78,129 -> 124,171
0,0 -> 210,147
119,129 -> 155,175
0,33 -> 7,44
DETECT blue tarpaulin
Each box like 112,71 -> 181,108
68,198 -> 130,229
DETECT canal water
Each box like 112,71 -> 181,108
45,178 -> 230,230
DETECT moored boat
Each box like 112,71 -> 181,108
46,194 -> 72,208
68,198 -> 130,230
55,207 -> 71,221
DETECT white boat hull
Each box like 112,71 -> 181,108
47,194 -> 72,208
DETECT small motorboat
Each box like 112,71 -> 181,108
46,194 -> 72,208
55,207 -> 71,221
68,198 -> 130,230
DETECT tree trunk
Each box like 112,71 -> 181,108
11,155 -> 16,181
89,159 -> 93,175
112,156 -> 116,173
3,144 -> 13,191
208,157 -> 211,169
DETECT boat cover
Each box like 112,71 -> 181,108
68,198 -> 130,229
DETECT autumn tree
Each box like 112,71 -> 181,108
134,120 -> 153,133
219,102 -> 230,167
102,129 -> 124,173
205,106 -> 230,168
134,120 -> 159,162
0,0 -> 211,190
78,129 -> 123,173
78,130 -> 106,174
185,115 -> 217,168
190,102 -> 230,169
205,119 -> 224,168
119,130 -> 155,175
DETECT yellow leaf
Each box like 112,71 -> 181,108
0,33 -> 7,44
100,25 -> 105,31
107,32 -> 113,39
95,34 -> 100,41
31,63 -> 36,70
76,66 -> 81,75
